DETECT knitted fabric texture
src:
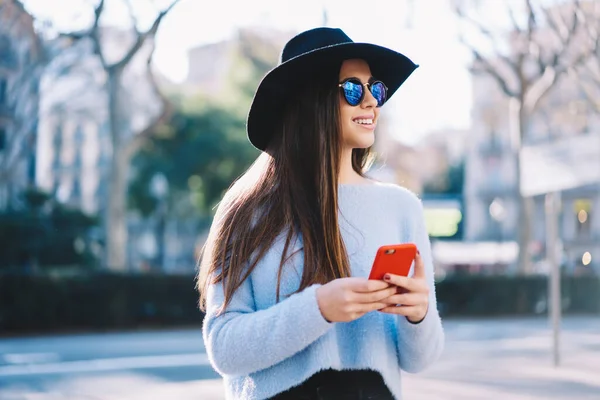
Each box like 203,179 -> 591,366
202,183 -> 445,399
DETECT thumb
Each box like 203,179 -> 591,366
413,251 -> 426,278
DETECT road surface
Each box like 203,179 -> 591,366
1,316 -> 599,399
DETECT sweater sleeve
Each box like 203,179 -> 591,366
202,259 -> 334,377
395,195 -> 445,373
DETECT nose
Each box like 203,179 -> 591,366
361,85 -> 377,109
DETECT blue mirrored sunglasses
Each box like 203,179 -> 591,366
338,78 -> 388,107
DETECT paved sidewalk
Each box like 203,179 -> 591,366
2,316 -> 599,399
164,316 -> 600,400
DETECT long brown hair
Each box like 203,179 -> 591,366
197,62 -> 372,312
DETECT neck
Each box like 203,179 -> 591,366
338,148 -> 364,184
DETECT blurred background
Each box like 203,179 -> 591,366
0,0 -> 599,399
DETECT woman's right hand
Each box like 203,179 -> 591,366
315,278 -> 397,323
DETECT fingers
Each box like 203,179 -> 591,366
356,286 -> 398,303
384,274 -> 428,293
351,278 -> 391,293
378,304 -> 429,323
378,305 -> 412,316
336,274 -> 430,321
355,301 -> 389,314
381,292 -> 426,306
412,251 -> 426,278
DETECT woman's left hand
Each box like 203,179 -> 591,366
379,252 -> 429,323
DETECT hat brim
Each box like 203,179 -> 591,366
247,42 -> 419,151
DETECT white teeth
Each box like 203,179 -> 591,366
354,118 -> 373,125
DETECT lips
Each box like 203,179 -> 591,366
352,115 -> 376,129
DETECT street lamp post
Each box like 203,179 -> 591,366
489,197 -> 506,270
546,191 -> 562,367
150,173 -> 169,272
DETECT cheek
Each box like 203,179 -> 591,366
340,103 -> 354,125
339,99 -> 352,118
339,104 -> 354,135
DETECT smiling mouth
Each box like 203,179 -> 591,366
352,118 -> 376,128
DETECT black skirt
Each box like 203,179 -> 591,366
269,369 -> 395,400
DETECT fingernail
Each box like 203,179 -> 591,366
384,274 -> 391,281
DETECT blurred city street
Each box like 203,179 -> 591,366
2,0 -> 600,399
1,316 -> 599,400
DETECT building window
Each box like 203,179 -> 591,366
74,125 -> 84,145
0,36 -> 15,69
574,199 -> 592,239
0,127 -> 5,151
72,178 -> 81,201
0,79 -> 6,104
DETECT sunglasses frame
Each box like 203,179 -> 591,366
338,77 -> 388,107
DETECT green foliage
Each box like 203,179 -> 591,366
436,274 -> 600,316
228,29 -> 280,111
0,188 -> 100,270
1,273 -> 598,334
423,161 -> 465,195
129,106 -> 260,217
0,272 -> 202,334
129,30 -> 279,218
447,161 -> 465,194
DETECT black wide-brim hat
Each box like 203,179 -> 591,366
247,27 -> 418,152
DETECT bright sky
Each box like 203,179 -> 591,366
23,0 -> 476,145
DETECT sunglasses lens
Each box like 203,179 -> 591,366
371,81 -> 386,106
341,80 -> 363,106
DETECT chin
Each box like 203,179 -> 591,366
348,135 -> 375,149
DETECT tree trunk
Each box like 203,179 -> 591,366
106,146 -> 129,270
517,189 -> 535,274
510,97 -> 533,274
105,71 -> 129,271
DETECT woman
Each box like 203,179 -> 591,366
197,27 -> 444,399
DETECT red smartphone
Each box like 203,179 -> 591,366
368,243 -> 417,280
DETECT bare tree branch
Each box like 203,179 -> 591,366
111,0 -> 180,72
463,39 -> 519,98
577,77 -> 600,113
128,44 -> 173,157
525,0 -> 537,44
454,1 -> 520,84
523,65 -> 557,112
507,2 -> 522,34
459,0 -> 592,113
18,0 -> 182,268
89,0 -> 107,68
58,0 -> 107,68
572,0 -> 600,113
540,0 -> 582,75
123,0 -> 140,34
453,0 -> 597,275
522,0 -> 549,77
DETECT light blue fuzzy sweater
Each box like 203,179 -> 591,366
202,182 -> 445,399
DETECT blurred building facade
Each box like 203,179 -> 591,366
0,0 -> 44,209
137,27 -> 296,273
135,27 -> 292,273
370,114 -> 468,195
370,117 -> 467,255
34,27 -> 166,270
32,26 -> 295,272
183,27 -> 293,99
465,62 -> 600,275
35,27 -> 157,217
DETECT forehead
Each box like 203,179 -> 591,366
339,59 -> 373,80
